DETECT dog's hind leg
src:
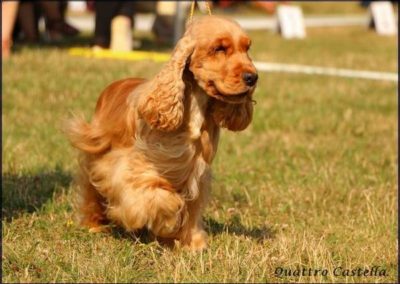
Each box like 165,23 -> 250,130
74,155 -> 109,232
75,182 -> 109,233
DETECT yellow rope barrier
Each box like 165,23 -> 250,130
68,48 -> 170,62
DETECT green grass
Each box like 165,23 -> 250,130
251,26 -> 398,72
2,24 -> 398,283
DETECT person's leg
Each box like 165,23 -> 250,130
94,2 -> 118,48
59,0 -> 68,18
17,1 -> 39,43
94,2 -> 122,48
116,1 -> 135,18
110,1 -> 135,51
38,1 -> 61,22
39,1 -> 79,40
152,1 -> 177,45
2,1 -> 19,58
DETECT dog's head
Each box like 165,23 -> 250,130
138,16 -> 256,132
188,16 -> 257,104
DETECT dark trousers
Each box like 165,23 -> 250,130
94,1 -> 135,48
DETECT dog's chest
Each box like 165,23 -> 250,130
136,92 -> 211,192
160,92 -> 209,160
186,92 -> 209,140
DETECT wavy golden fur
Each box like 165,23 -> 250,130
65,16 -> 257,250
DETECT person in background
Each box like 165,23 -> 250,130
152,1 -> 181,45
361,0 -> 397,7
2,1 -> 19,59
93,1 -> 136,51
40,1 -> 79,40
14,1 -> 79,43
360,1 -> 371,8
92,1 -> 186,51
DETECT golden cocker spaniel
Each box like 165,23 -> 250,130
65,15 -> 257,250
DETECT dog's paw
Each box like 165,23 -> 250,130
149,190 -> 188,238
186,229 -> 208,251
88,225 -> 110,233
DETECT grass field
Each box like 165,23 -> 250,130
2,22 -> 398,283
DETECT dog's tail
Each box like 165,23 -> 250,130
63,114 -> 111,155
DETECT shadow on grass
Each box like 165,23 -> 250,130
106,216 -> 275,248
109,226 -> 154,244
2,167 -> 72,221
205,217 -> 276,242
2,165 -> 273,243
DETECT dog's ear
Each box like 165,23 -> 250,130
138,34 -> 195,132
211,100 -> 254,131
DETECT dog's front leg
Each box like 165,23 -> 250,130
178,168 -> 211,251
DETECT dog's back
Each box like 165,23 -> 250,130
65,78 -> 145,155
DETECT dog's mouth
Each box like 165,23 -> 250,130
209,82 -> 253,104
215,90 -> 249,103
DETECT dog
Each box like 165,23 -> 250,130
65,15 -> 257,250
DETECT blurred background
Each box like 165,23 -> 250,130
2,0 -> 398,56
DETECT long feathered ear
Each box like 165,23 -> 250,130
211,100 -> 254,131
137,34 -> 195,132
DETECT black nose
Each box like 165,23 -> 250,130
242,72 -> 258,86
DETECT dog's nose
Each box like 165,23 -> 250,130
242,72 -> 258,86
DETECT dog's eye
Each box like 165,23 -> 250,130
215,45 -> 226,53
